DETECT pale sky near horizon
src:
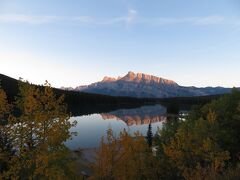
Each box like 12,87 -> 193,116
0,0 -> 240,88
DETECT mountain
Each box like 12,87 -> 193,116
0,73 -> 227,115
66,71 -> 233,98
0,73 -> 157,115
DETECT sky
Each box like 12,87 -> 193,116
0,0 -> 240,88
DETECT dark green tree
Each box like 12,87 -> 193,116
147,123 -> 153,147
0,87 -> 13,174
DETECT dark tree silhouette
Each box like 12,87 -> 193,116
146,123 -> 153,147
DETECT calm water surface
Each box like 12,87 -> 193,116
65,105 -> 167,150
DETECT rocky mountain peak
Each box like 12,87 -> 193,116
119,71 -> 178,85
121,71 -> 136,81
102,76 -> 116,82
58,71 -> 232,98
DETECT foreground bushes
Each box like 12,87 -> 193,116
91,89 -> 240,179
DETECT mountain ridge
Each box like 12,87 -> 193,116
63,71 -> 233,98
100,71 -> 178,85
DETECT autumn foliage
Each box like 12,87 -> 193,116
90,129 -> 158,180
1,79 -> 240,179
91,90 -> 240,180
0,80 -> 76,179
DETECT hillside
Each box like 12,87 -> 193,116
0,73 -> 224,115
0,74 -> 155,115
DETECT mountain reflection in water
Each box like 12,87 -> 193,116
101,105 -> 167,126
65,105 -> 167,149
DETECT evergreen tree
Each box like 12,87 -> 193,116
147,123 -> 153,147
0,88 -> 13,174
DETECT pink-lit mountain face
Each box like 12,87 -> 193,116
106,71 -> 178,85
65,71 -> 231,98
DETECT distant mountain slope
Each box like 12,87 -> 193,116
0,73 -> 20,102
0,73 -> 158,115
0,73 -> 229,115
66,71 -> 233,98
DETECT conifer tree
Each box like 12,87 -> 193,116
0,87 -> 12,175
146,123 -> 153,147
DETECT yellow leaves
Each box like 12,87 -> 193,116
0,82 -> 76,179
202,138 -> 230,170
207,110 -> 217,124
0,89 -> 11,118
163,114 -> 231,179
163,139 -> 181,164
92,129 -> 152,180
202,138 -> 213,152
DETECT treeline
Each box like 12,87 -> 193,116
0,74 -> 156,115
0,74 -> 223,116
159,95 -> 223,114
89,89 -> 240,179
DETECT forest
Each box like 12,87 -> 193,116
0,76 -> 239,179
0,74 -> 220,116
90,89 -> 240,179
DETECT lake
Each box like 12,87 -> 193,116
65,104 -> 168,150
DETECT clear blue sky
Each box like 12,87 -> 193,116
0,0 -> 240,88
